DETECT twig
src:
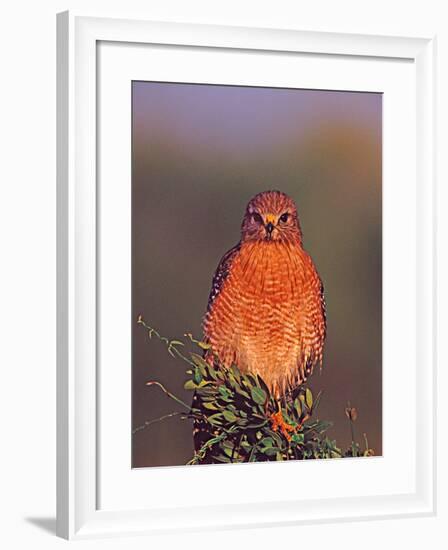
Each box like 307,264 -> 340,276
132,412 -> 183,434
145,380 -> 191,410
138,315 -> 196,367
187,432 -> 228,465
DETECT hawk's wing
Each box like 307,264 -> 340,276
195,244 -> 240,459
206,243 -> 241,312
298,268 -> 327,385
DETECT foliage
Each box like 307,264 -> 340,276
135,316 -> 374,464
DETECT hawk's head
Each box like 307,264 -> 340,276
241,190 -> 302,245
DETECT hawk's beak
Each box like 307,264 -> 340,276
265,222 -> 274,238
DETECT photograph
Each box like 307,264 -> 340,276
131,81 -> 382,467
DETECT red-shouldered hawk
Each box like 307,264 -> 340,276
203,190 -> 326,397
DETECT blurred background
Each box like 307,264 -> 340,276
132,82 -> 382,468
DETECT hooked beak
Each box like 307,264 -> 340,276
265,222 -> 274,239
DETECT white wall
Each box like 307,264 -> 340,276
0,1 -> 446,548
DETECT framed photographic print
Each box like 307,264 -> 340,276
57,12 -> 436,539
131,82 -> 382,469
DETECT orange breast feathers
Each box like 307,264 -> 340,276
203,240 -> 326,397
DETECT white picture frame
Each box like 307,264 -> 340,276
56,12 -> 436,540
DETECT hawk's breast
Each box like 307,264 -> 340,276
204,241 -> 324,396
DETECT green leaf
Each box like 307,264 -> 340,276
193,368 -> 202,385
218,389 -> 233,404
207,414 -> 223,426
184,380 -> 197,390
263,446 -> 281,456
222,410 -> 237,423
230,364 -> 241,381
294,398 -> 302,418
213,454 -> 232,463
223,446 -> 235,458
235,386 -> 250,399
257,375 -> 270,395
203,402 -> 219,410
305,388 -> 313,410
291,433 -> 305,444
260,437 -> 274,448
251,387 -> 267,405
196,383 -> 216,394
191,353 -> 209,369
206,366 -> 219,381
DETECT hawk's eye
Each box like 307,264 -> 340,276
252,213 -> 263,224
280,212 -> 289,223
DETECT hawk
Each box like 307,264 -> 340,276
192,190 -> 326,458
203,190 -> 326,397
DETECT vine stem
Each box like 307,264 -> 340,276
146,380 -> 191,410
132,412 -> 183,434
350,420 -> 355,443
143,380 -> 233,431
138,315 -> 197,367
